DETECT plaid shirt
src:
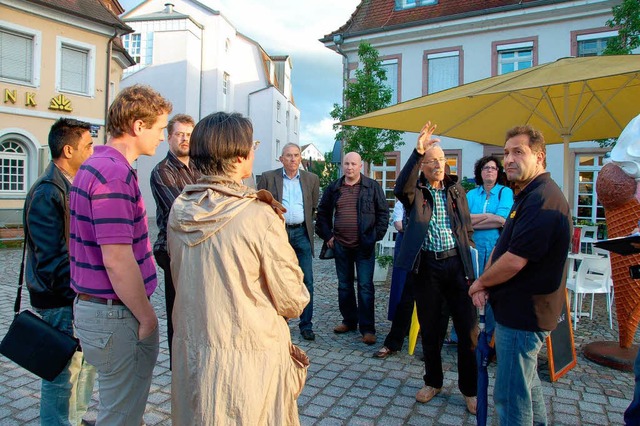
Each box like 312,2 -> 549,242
422,183 -> 456,252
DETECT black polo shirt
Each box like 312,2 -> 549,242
489,173 -> 572,332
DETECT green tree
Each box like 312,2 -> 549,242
330,42 -> 403,165
317,151 -> 339,191
603,0 -> 640,55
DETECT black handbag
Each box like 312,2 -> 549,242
319,241 -> 335,260
0,240 -> 79,381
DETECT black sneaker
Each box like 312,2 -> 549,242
301,329 -> 315,341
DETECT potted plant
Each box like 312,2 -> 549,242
374,254 -> 393,282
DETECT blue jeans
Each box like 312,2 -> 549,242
36,306 -> 96,426
333,241 -> 376,334
624,348 -> 640,425
286,226 -> 314,332
494,323 -> 548,426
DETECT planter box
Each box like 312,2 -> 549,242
373,265 -> 389,283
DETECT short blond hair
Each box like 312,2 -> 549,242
106,85 -> 172,138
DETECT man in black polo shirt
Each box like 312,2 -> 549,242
469,125 -> 571,425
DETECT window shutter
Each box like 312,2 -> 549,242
0,29 -> 33,83
60,44 -> 88,93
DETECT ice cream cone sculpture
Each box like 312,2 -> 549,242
596,163 -> 640,348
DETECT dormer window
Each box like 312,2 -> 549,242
395,0 -> 437,10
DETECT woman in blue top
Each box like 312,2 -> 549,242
466,155 -> 514,337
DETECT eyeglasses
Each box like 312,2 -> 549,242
172,132 -> 191,139
482,166 -> 498,172
253,140 -> 261,151
421,157 -> 446,166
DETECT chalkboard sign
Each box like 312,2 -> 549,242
546,289 -> 577,382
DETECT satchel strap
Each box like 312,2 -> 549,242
14,236 -> 27,316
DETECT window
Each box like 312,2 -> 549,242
275,139 -> 281,161
122,33 -> 141,63
371,152 -> 400,209
294,116 -> 299,134
576,31 -> 617,57
496,42 -> 533,75
395,0 -> 437,10
380,58 -> 399,105
425,50 -> 460,94
0,140 -> 27,195
0,22 -> 40,86
57,37 -> 95,96
222,73 -> 229,111
574,153 -> 606,224
276,101 -> 281,123
286,111 -> 290,129
444,149 -> 462,177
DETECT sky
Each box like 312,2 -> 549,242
118,0 -> 361,154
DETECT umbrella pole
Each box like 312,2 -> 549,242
562,135 -> 570,201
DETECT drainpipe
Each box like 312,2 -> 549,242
333,33 -> 348,171
105,29 -> 119,144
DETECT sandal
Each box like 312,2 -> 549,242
372,346 -> 396,359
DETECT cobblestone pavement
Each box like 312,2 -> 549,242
0,230 -> 637,425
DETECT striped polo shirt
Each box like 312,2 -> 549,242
69,145 -> 157,298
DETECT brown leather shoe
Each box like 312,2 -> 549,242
362,333 -> 377,345
333,323 -> 356,334
415,385 -> 441,403
465,396 -> 477,415
372,346 -> 396,359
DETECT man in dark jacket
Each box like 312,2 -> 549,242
394,122 -> 478,415
316,152 -> 389,345
23,118 -> 95,425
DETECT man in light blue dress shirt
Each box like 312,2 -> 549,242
258,143 -> 320,340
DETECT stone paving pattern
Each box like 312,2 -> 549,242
0,225 -> 637,425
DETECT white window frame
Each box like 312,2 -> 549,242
0,21 -> 41,87
380,59 -> 399,105
0,139 -> 28,196
222,72 -> 229,111
426,51 -> 460,94
56,36 -> 96,97
574,153 -> 606,224
122,33 -> 141,63
577,31 -> 617,57
276,101 -> 282,123
497,41 -> 533,75
395,0 -> 437,10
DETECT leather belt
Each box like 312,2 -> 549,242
424,248 -> 458,260
286,222 -> 305,229
78,294 -> 125,306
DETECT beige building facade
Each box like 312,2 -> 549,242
0,0 -> 134,224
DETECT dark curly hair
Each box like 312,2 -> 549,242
473,155 -> 507,186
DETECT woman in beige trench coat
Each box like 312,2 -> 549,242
168,112 -> 311,425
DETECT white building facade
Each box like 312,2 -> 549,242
322,0 -> 633,223
120,0 -> 300,217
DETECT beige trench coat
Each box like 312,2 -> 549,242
168,176 -> 310,425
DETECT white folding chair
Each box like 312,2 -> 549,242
592,247 -> 614,308
377,225 -> 397,257
566,256 -> 613,329
580,225 -> 598,254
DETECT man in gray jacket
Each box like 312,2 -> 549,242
258,143 -> 319,340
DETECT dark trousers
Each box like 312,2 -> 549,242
384,273 -> 414,351
333,241 -> 376,334
286,226 -> 314,332
154,250 -> 174,369
414,251 -> 477,396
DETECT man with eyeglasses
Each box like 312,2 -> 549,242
258,143 -> 320,340
150,113 -> 201,367
394,122 -> 478,415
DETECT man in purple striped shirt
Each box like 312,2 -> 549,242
70,84 -> 172,425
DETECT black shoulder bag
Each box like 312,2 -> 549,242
0,239 -> 79,381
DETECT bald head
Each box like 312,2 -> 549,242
343,152 -> 363,184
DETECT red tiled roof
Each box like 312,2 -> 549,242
322,0 -> 576,40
